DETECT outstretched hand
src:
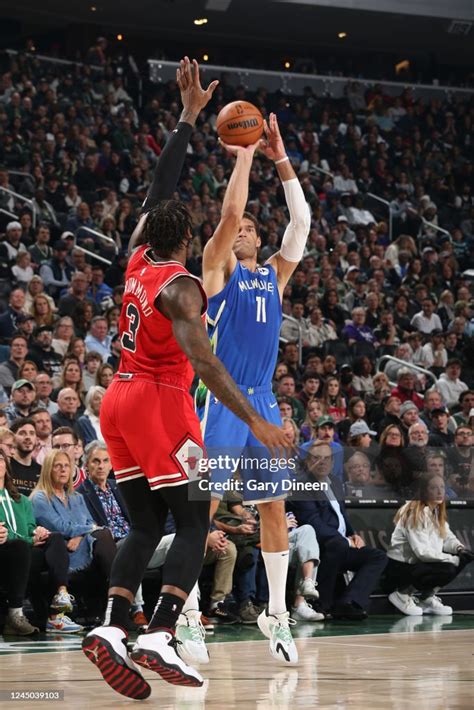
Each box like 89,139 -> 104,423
259,112 -> 286,162
218,137 -> 263,159
177,56 -> 219,119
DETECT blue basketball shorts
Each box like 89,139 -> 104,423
198,384 -> 293,504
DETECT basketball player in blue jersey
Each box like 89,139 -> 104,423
200,114 -> 311,664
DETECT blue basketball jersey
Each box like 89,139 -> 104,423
206,261 -> 281,387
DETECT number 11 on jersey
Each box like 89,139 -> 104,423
256,296 -> 267,323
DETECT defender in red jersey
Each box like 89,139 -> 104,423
101,246 -> 207,489
83,57 -> 290,701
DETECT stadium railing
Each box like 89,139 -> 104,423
280,314 -> 303,366
148,59 -> 474,99
421,218 -> 451,237
0,187 -> 36,228
7,170 -> 34,182
377,354 -> 438,388
0,208 -> 19,221
73,245 -> 112,266
5,48 -> 104,72
79,227 -> 119,255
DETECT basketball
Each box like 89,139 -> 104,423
216,101 -> 264,147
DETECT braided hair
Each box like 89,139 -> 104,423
143,200 -> 194,258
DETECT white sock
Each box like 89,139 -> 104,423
262,550 -> 289,615
182,583 -> 200,614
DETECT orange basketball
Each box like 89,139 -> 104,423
216,101 -> 264,147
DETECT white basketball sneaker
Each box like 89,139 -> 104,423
257,609 -> 298,665
389,591 -> 423,616
419,595 -> 453,616
130,630 -> 204,687
291,600 -> 325,622
82,625 -> 151,700
298,578 -> 319,599
176,610 -> 210,665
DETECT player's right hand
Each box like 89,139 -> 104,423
260,112 -> 286,162
249,417 -> 294,458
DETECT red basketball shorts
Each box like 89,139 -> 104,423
100,375 -> 204,490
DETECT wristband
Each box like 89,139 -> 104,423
275,156 -> 290,165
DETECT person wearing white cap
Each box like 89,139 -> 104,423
4,379 -> 37,426
347,420 -> 377,448
336,214 -> 356,245
349,420 -> 377,438
3,221 -> 27,262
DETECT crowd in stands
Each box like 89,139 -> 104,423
0,48 -> 473,636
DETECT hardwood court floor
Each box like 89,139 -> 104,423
0,616 -> 473,709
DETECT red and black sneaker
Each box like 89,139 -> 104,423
82,625 -> 151,700
130,630 -> 203,687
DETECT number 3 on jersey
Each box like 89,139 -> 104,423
121,303 -> 140,352
256,296 -> 267,323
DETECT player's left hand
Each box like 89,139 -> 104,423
259,113 -> 286,162
177,56 -> 219,117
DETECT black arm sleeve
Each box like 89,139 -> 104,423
141,121 -> 194,212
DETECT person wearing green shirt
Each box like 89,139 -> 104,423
0,450 -> 82,634
0,449 -> 38,635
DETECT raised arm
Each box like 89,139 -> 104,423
202,141 -> 259,297
263,114 -> 311,298
128,57 -> 218,253
158,277 -> 290,455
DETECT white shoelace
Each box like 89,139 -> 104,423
187,617 -> 206,643
273,616 -> 296,643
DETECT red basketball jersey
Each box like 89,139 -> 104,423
118,245 -> 207,389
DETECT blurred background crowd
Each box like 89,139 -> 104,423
0,38 -> 472,635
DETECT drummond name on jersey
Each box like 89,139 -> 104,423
124,276 -> 154,317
